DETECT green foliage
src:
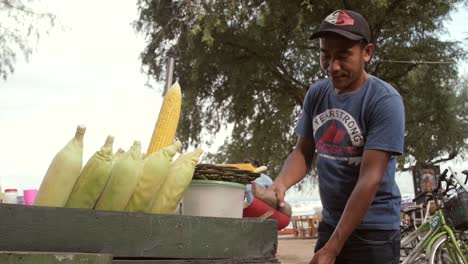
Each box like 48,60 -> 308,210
136,0 -> 468,176
0,0 -> 55,80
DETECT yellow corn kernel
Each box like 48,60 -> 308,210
216,163 -> 257,172
147,82 -> 182,155
254,166 -> 268,173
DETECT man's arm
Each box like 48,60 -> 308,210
270,136 -> 315,206
319,149 -> 391,257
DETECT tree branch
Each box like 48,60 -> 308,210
372,0 -> 405,43
277,63 -> 308,90
269,65 -> 307,105
383,63 -> 419,84
1,0 -> 55,20
431,150 -> 459,165
224,40 -> 307,105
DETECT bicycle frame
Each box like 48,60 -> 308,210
401,210 -> 467,264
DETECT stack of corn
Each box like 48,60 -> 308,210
33,81 -> 203,215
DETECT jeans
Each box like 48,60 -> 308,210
314,221 -> 400,264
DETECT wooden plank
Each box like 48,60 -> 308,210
0,204 -> 277,259
112,258 -> 280,263
0,251 -> 112,264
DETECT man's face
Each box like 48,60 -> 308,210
319,33 -> 374,93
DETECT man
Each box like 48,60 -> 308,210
269,9 -> 405,264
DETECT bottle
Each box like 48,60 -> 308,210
17,196 -> 25,205
4,189 -> 18,204
0,180 -> 5,204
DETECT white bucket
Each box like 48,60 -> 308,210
181,180 -> 246,218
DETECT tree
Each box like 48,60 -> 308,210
135,0 -> 468,177
0,0 -> 55,80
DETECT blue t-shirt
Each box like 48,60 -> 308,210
295,75 -> 405,230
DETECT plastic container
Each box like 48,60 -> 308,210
243,198 -> 291,230
4,189 -> 18,204
16,196 -> 25,205
181,180 -> 245,218
23,189 -> 38,205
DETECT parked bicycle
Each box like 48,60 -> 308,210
400,169 -> 468,264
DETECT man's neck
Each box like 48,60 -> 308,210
335,72 -> 369,95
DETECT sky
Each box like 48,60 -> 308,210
1,1 -> 467,201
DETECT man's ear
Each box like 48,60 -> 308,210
363,43 -> 375,63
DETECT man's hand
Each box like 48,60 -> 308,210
267,181 -> 287,208
267,136 -> 314,209
309,247 -> 337,264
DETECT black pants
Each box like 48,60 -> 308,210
314,221 -> 400,264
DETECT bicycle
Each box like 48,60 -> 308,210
400,169 -> 468,264
400,196 -> 432,257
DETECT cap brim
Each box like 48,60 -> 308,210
309,28 -> 364,41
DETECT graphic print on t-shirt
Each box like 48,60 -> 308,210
313,108 -> 364,166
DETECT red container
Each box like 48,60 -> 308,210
243,198 -> 291,230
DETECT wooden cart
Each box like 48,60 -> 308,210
0,204 -> 279,263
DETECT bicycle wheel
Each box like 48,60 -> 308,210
400,225 -> 419,261
401,224 -> 416,238
401,228 -> 433,263
429,235 -> 466,264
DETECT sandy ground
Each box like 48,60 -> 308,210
276,238 -> 316,264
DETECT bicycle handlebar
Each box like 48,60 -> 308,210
413,191 -> 430,203
445,179 -> 451,193
437,169 -> 449,191
442,186 -> 457,196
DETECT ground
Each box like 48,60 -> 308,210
276,238 -> 316,264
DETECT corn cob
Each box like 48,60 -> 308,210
95,141 -> 143,211
112,148 -> 125,160
34,125 -> 86,207
126,141 -> 182,213
147,81 -> 182,155
151,148 -> 203,214
216,163 -> 257,172
254,166 -> 268,173
65,135 -> 114,209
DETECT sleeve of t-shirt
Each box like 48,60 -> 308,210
365,94 -> 405,155
295,85 -> 315,140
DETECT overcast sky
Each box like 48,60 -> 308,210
1,1 -> 467,200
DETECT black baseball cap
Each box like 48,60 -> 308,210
310,10 -> 371,43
